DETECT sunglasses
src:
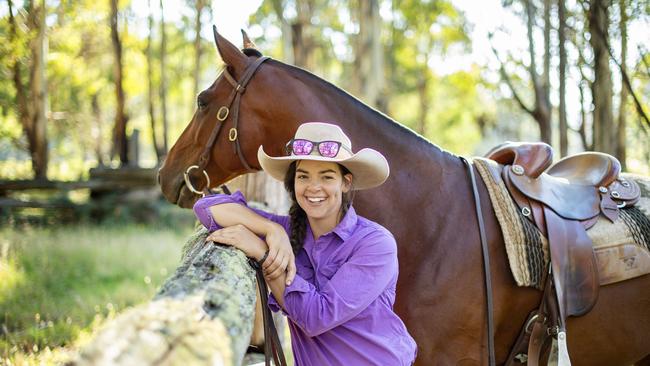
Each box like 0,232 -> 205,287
285,139 -> 351,158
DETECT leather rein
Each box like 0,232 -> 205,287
461,157 -> 496,366
183,56 -> 270,196
182,56 -> 287,366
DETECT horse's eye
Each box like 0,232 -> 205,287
197,95 -> 208,110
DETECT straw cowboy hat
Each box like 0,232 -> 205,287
257,122 -> 390,190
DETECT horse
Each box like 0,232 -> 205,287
158,27 -> 650,365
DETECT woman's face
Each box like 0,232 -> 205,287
294,160 -> 352,224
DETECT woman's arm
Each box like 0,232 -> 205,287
194,192 -> 296,284
266,271 -> 287,309
209,202 -> 282,238
266,230 -> 397,337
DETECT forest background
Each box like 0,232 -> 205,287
0,0 -> 649,364
2,0 -> 649,180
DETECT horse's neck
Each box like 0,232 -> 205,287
290,69 -> 462,193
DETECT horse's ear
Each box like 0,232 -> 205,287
241,29 -> 257,49
212,25 -> 247,71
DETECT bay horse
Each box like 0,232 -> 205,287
158,28 -> 650,365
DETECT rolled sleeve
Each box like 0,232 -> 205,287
192,190 -> 289,232
281,230 -> 398,337
267,274 -> 312,314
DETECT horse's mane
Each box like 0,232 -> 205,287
268,59 -> 454,157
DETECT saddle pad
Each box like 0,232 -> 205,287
474,158 -> 650,289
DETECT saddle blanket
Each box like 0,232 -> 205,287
473,157 -> 650,289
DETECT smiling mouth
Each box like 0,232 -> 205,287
306,197 -> 326,203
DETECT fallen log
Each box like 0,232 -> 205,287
68,227 -> 258,366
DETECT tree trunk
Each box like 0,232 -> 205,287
147,0 -> 162,164
28,0 -> 48,179
616,0 -> 628,169
385,0 -> 398,116
193,0 -> 205,98
91,94 -> 105,167
110,0 -> 128,165
270,0 -> 294,64
525,0 -> 552,144
589,0 -> 615,155
292,0 -> 314,69
369,0 -> 386,112
11,0 -> 49,180
558,0 -> 568,156
543,0 -> 551,104
8,0 -> 26,125
353,0 -> 385,109
578,79 -> 590,151
160,0 -> 169,154
68,228 -> 257,366
416,62 -> 429,136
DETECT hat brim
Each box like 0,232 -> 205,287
257,146 -> 389,190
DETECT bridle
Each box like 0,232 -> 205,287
183,56 -> 270,196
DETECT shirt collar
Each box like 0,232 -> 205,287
332,206 -> 358,240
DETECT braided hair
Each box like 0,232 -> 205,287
284,161 -> 355,254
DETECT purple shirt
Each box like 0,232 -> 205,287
194,191 -> 417,366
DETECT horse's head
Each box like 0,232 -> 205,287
159,27 -> 300,208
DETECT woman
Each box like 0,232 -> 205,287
193,122 -> 417,365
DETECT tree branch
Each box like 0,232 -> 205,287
637,45 -> 650,78
489,34 -> 535,116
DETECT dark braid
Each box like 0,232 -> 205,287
284,162 -> 308,254
284,162 -> 355,254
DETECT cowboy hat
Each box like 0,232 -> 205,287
257,122 -> 389,190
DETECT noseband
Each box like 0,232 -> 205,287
184,56 -> 270,196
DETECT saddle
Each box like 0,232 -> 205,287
486,142 -> 641,366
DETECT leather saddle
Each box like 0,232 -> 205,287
487,142 -> 641,366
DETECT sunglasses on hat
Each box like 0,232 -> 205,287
285,139 -> 352,158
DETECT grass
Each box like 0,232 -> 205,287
0,221 -> 193,364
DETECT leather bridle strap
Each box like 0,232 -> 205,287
461,157 -> 496,366
187,56 -> 270,196
220,56 -> 270,172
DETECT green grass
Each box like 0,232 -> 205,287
0,222 -> 193,364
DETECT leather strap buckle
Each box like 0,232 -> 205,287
228,127 -> 238,141
217,106 -> 229,121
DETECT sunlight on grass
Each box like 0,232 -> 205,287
0,241 -> 26,305
0,222 -> 192,364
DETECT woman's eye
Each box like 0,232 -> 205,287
297,175 -> 308,180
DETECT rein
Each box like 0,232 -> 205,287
461,157 -> 496,366
249,258 -> 288,366
183,56 -> 270,196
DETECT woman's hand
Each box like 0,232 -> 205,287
206,225 -> 267,262
264,223 -> 296,285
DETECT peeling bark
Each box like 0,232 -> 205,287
69,228 -> 257,366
